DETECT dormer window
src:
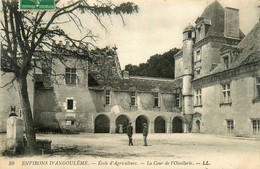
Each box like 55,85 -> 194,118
188,32 -> 192,39
154,93 -> 161,107
105,90 -> 111,105
223,56 -> 229,69
65,68 -> 76,85
131,92 -> 136,106
194,49 -> 201,62
195,68 -> 201,76
196,50 -> 201,61
175,93 -> 181,108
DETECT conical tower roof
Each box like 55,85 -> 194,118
198,1 -> 244,39
200,1 -> 225,37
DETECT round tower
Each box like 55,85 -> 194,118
182,24 -> 194,132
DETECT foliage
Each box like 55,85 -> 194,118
1,0 -> 138,154
125,48 -> 179,78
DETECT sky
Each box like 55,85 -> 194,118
61,0 -> 259,69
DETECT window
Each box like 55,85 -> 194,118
65,68 -> 76,85
66,120 -> 75,126
105,90 -> 111,105
176,94 -> 180,107
195,89 -> 202,105
196,50 -> 201,61
154,93 -> 159,107
222,83 -> 231,103
252,119 -> 260,135
131,92 -> 136,106
67,99 -> 74,110
256,77 -> 260,98
19,109 -> 23,119
223,56 -> 229,69
226,120 -> 234,134
195,68 -> 201,76
188,32 -> 192,39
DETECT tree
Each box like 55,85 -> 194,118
1,0 -> 138,154
125,48 -> 179,78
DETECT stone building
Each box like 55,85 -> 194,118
0,1 -> 259,137
175,1 -> 260,136
32,44 -> 184,134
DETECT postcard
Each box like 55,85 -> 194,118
0,0 -> 260,169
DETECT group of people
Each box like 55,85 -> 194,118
126,122 -> 148,146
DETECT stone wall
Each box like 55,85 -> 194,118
174,55 -> 183,78
194,68 -> 260,136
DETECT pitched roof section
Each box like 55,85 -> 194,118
210,21 -> 260,75
199,1 -> 244,39
89,75 -> 182,93
231,21 -> 260,68
200,1 -> 225,37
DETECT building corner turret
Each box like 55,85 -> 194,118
182,24 -> 195,132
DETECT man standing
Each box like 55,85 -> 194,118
127,122 -> 133,146
143,123 -> 148,146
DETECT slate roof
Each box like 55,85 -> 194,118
210,21 -> 260,75
200,1 -> 225,37
199,1 -> 244,39
231,22 -> 260,68
89,76 -> 182,94
174,48 -> 183,57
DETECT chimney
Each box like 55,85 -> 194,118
123,71 -> 129,79
224,7 -> 240,39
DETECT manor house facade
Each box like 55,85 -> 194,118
0,1 -> 259,137
174,1 -> 260,136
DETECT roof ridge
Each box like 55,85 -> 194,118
129,75 -> 177,81
211,0 -> 224,21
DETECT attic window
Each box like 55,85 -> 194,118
105,90 -> 111,105
223,56 -> 229,69
194,49 -> 201,62
188,32 -> 192,39
65,68 -> 76,85
195,68 -> 201,75
131,92 -> 136,106
176,94 -> 180,108
154,93 -> 159,107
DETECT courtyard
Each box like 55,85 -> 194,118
0,133 -> 260,169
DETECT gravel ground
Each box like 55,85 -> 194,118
0,133 -> 260,169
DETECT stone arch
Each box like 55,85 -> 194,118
154,116 -> 166,133
135,115 -> 149,133
115,114 -> 130,133
94,114 -> 110,133
172,116 -> 184,133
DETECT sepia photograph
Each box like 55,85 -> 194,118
0,0 -> 260,169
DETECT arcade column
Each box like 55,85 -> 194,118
110,120 -> 116,134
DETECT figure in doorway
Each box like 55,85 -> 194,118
127,122 -> 133,146
143,123 -> 148,146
